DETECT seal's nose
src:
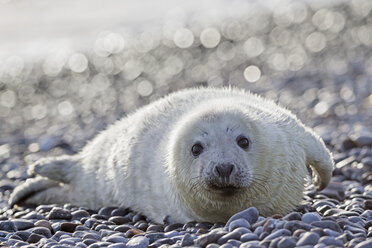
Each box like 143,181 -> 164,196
215,163 -> 234,178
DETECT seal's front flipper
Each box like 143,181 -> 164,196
8,177 -> 69,207
28,155 -> 80,183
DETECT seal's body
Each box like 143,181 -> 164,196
10,88 -> 334,223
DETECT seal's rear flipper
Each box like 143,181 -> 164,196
8,177 -> 69,207
28,155 -> 80,183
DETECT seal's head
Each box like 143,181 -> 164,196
167,99 -> 332,222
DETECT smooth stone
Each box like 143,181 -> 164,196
284,221 -> 312,232
114,224 -> 133,233
301,212 -> 321,224
98,207 -> 117,217
0,220 -> 17,232
126,236 -> 149,248
296,232 -> 320,246
108,244 -> 127,248
319,181 -> 345,201
60,222 -> 80,232
319,236 -> 344,246
225,207 -> 259,227
72,210 -> 91,220
111,208 -> 129,217
146,224 -> 164,233
83,238 -> 98,246
12,220 -> 34,230
164,230 -> 179,238
31,227 -> 52,238
104,235 -> 127,243
27,233 -> 44,243
109,216 -> 131,225
180,233 -> 194,246
311,220 -> 342,232
35,220 -> 52,231
277,236 -> 297,248
283,212 -> 302,221
195,229 -> 227,247
226,239 -> 241,247
48,207 -> 72,220
145,232 -> 165,243
240,241 -> 260,248
355,238 -> 372,248
228,218 -> 251,231
219,244 -> 233,248
217,231 -> 241,244
18,212 -> 45,220
83,233 -> 101,240
240,233 -> 258,242
164,223 -> 184,232
355,136 -> 372,147
14,231 -> 31,241
263,229 -> 291,241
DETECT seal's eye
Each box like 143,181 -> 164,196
237,136 -> 250,150
191,143 -> 204,157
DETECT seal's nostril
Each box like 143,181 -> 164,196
215,163 -> 234,178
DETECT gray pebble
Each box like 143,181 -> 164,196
72,210 -> 91,220
195,229 -> 227,247
164,230 -> 180,238
240,240 -> 260,247
263,229 -> 291,241
31,226 -> 52,238
228,218 -> 251,231
297,232 -> 320,246
0,220 -> 17,232
355,238 -> 372,248
240,233 -> 258,242
76,242 -> 88,248
12,220 -> 34,230
22,212 -> 45,220
311,220 -> 342,233
108,244 -> 127,248
284,221 -> 312,232
217,231 -> 241,245
180,233 -> 194,246
319,236 -> 344,246
126,236 -> 149,248
301,212 -> 321,224
83,238 -> 98,246
219,244 -> 233,248
145,232 -> 165,243
104,235 -> 127,243
109,216 -> 131,225
277,236 -> 297,248
225,207 -> 259,227
48,207 -> 72,220
27,233 -> 44,243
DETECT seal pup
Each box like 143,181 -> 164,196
9,87 -> 334,223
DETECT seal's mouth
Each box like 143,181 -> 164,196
207,183 -> 242,196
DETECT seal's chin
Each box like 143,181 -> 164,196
207,183 -> 242,196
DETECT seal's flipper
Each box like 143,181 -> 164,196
8,177 -> 69,207
303,127 -> 334,190
28,155 -> 79,183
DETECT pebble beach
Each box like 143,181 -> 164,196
1,0 -> 372,247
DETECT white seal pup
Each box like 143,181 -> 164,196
9,87 -> 334,223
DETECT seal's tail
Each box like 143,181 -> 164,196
9,155 -> 79,207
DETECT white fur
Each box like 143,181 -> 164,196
9,87 -> 334,223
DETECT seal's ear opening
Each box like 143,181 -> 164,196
303,128 -> 334,190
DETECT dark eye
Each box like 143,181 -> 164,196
237,136 -> 250,150
191,143 -> 204,157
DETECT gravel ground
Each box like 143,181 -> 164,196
1,1 -> 372,247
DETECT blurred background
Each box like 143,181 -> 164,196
1,0 -> 372,206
